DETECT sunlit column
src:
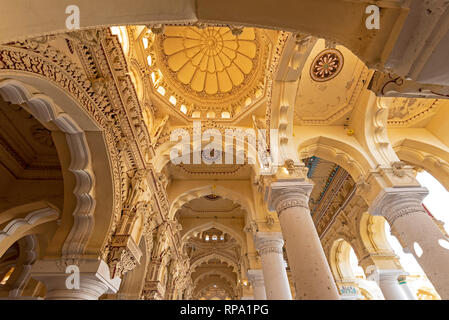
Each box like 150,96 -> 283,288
367,269 -> 407,300
398,275 -> 417,300
31,259 -> 121,300
267,181 -> 340,300
255,232 -> 292,300
247,269 -> 267,300
370,187 -> 449,299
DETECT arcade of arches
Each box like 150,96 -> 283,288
2,1 -> 449,300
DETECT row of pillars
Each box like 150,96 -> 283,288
19,183 -> 449,300
244,181 -> 449,300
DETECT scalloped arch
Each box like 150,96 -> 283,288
181,220 -> 245,251
0,78 -> 96,261
169,184 -> 254,220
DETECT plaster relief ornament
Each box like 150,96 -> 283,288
310,49 -> 344,82
282,159 -> 308,179
124,170 -> 151,208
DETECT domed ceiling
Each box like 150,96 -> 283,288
142,26 -> 271,120
161,27 -> 257,95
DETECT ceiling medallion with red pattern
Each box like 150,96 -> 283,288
310,49 -> 344,82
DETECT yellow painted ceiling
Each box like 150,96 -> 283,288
148,25 -> 271,120
162,27 -> 257,95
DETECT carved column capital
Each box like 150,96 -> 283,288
31,259 -> 121,300
247,269 -> 265,288
255,232 -> 284,256
366,268 -> 407,284
265,180 -> 313,216
369,187 -> 429,224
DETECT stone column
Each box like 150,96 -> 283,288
31,259 -> 121,300
370,187 -> 449,299
247,269 -> 267,300
255,233 -> 292,300
367,269 -> 407,300
267,180 -> 340,300
398,275 -> 417,300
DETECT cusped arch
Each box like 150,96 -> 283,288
190,252 -> 239,274
0,76 -> 115,261
153,130 -> 263,176
169,184 -> 255,221
193,270 -> 236,289
181,220 -> 245,252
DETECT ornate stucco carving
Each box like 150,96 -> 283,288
369,187 -> 429,225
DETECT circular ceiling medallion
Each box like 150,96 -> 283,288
310,49 -> 344,82
161,27 -> 257,95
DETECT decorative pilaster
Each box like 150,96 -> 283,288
255,232 -> 292,300
370,187 -> 449,299
266,179 -> 340,300
247,269 -> 267,300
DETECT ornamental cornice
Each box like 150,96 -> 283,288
369,187 -> 429,224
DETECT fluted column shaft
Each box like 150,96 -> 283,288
255,233 -> 292,300
247,269 -> 267,300
370,187 -> 449,299
268,181 -> 340,300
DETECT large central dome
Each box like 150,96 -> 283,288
145,25 -> 270,119
160,27 -> 257,95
